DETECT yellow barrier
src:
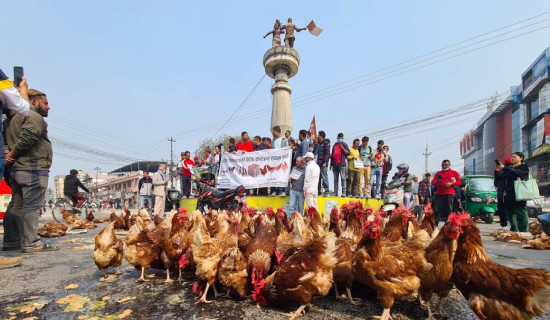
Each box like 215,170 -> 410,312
179,196 -> 383,213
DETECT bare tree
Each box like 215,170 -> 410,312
194,134 -> 240,157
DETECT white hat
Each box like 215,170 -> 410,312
304,152 -> 315,159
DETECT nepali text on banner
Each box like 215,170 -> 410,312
217,148 -> 292,189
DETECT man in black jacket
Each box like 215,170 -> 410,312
496,152 -> 529,232
64,169 -> 90,212
494,156 -> 511,230
315,130 -> 330,197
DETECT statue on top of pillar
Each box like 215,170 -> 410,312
263,19 -> 285,47
280,18 -> 306,48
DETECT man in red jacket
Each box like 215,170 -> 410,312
236,131 -> 253,152
432,159 -> 461,226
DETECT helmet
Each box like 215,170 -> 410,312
70,169 -> 78,176
396,163 -> 409,174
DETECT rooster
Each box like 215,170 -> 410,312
252,233 -> 337,319
419,212 -> 466,319
352,214 -> 432,320
160,209 -> 188,284
419,202 -> 437,238
93,221 -> 124,279
332,202 -> 365,304
217,218 -> 248,298
452,217 -> 550,320
86,209 -> 95,222
124,216 -> 165,282
246,215 -> 277,294
62,207 -> 78,225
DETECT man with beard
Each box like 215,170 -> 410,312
3,88 -> 56,253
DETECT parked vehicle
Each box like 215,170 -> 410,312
196,182 -> 246,214
462,175 -> 497,224
527,196 -> 550,218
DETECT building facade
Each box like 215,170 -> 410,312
461,47 -> 550,193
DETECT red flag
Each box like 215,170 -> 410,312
309,115 -> 317,141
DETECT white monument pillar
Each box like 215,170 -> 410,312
263,46 -> 300,135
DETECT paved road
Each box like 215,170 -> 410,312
1,209 -> 549,320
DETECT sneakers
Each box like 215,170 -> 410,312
375,195 -> 381,200
280,192 -> 286,197
498,226 -> 509,231
0,256 -> 22,269
271,192 -> 277,196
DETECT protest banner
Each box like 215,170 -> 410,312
217,148 -> 292,189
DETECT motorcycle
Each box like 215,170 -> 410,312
382,176 -> 416,214
196,179 -> 246,214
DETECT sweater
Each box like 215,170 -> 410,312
314,139 -> 330,166
431,169 -> 461,195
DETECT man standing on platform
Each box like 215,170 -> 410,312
177,152 -> 194,198
237,131 -> 253,152
432,160 -> 461,226
303,152 -> 320,210
289,156 -> 305,214
346,139 -> 361,198
358,136 -> 372,198
330,133 -> 350,197
153,163 -> 168,218
315,130 -> 330,197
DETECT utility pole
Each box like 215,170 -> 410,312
94,167 -> 101,201
168,137 -> 176,188
422,142 -> 431,174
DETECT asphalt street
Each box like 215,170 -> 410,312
0,209 -> 549,320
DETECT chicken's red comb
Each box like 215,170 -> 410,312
365,208 -> 373,216
447,212 -> 460,225
458,211 -> 471,222
331,207 -> 338,214
177,208 -> 187,214
424,202 -> 432,211
276,207 -> 284,213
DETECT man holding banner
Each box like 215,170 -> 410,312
303,152 -> 320,210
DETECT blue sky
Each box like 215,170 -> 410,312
2,1 -> 550,186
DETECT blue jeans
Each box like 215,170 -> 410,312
332,164 -> 347,196
289,189 -> 304,214
318,166 -> 329,196
370,166 -> 383,197
139,195 -> 154,215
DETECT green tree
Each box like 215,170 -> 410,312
194,134 -> 240,157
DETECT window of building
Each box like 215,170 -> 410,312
512,106 -> 521,152
529,125 -> 538,156
530,98 -> 540,121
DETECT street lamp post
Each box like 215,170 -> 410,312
94,166 -> 101,201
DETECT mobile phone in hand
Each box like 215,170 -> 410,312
13,66 -> 24,87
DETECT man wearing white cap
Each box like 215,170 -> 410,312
303,152 -> 320,210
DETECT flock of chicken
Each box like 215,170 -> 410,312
91,203 -> 550,320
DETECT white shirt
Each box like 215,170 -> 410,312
304,160 -> 320,194
0,86 -> 30,116
273,137 -> 282,149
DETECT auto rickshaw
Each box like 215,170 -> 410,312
462,175 -> 497,224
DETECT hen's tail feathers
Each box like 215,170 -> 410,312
404,229 -> 431,251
